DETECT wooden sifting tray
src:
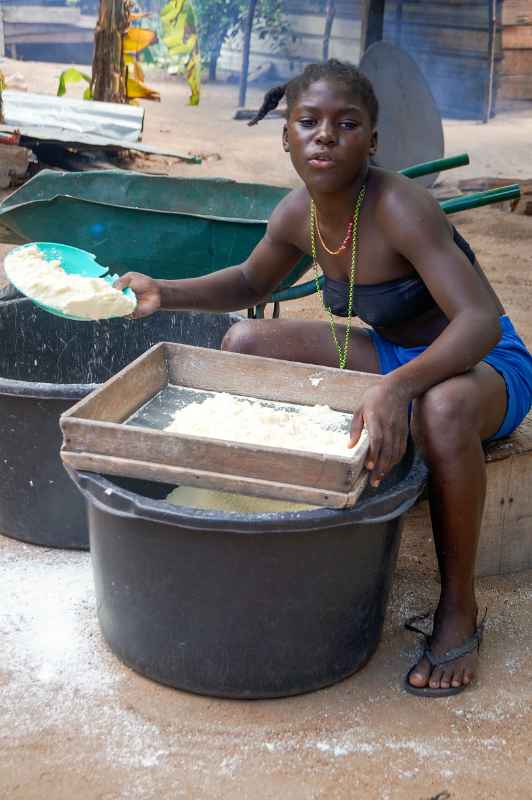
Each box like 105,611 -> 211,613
60,343 -> 382,508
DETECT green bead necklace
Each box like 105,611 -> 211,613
310,184 -> 366,369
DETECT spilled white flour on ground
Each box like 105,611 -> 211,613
165,391 -> 367,458
4,245 -> 136,319
0,543 -> 170,781
1,536 -> 530,799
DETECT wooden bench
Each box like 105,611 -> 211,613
403,412 -> 532,577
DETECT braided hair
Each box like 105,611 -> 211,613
248,59 -> 379,128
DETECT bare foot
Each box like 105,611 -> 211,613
407,599 -> 480,691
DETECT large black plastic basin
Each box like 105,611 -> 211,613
69,444 -> 427,699
0,298 -> 239,549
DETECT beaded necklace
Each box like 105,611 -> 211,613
310,184 -> 366,369
314,212 -> 353,255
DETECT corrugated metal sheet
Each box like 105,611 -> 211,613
0,123 -> 201,163
2,91 -> 145,142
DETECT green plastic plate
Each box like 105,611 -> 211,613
4,241 -> 137,321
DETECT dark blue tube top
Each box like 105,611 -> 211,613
322,226 -> 476,328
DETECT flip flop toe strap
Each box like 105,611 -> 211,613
404,610 -> 433,637
424,621 -> 486,668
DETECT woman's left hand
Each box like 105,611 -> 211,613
349,381 -> 410,488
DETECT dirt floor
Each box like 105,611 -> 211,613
0,60 -> 531,799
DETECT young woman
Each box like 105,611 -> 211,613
116,60 -> 532,697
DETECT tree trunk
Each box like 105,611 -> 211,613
394,0 -> 403,45
91,0 -> 131,103
360,0 -> 385,54
322,0 -> 336,62
209,40 -> 224,83
238,0 -> 258,109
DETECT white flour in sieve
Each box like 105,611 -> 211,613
164,392 -> 367,459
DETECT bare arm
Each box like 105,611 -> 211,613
351,176 -> 501,485
378,178 -> 501,402
115,193 -> 304,317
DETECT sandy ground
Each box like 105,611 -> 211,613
0,59 -> 531,799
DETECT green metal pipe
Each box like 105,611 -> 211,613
272,276 -> 324,303
400,153 -> 470,179
440,184 -> 520,214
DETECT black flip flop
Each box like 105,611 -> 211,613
403,610 -> 486,698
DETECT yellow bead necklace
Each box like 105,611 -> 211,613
310,184 -> 366,369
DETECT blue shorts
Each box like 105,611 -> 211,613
369,315 -> 532,442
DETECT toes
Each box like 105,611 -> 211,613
451,668 -> 465,688
429,667 -> 445,689
408,654 -> 477,692
438,668 -> 454,689
441,669 -> 454,689
408,657 -> 431,687
463,669 -> 474,686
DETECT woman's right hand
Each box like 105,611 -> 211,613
114,272 -> 162,319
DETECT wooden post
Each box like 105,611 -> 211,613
238,0 -> 258,109
0,9 -> 5,59
0,10 -> 4,124
360,0 -> 386,54
483,0 -> 498,122
394,0 -> 403,46
322,0 -> 336,61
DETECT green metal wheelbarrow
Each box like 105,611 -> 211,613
0,153 -> 520,317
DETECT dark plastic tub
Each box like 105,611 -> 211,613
69,444 -> 427,698
0,298 -> 239,549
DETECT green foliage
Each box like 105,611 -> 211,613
192,0 -> 292,78
194,0 -> 240,68
160,0 -> 201,105
251,0 -> 292,45
57,67 -> 93,100
136,2 -> 201,104
142,0 -> 292,86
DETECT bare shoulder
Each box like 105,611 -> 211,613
267,186 -> 308,245
371,168 -> 449,236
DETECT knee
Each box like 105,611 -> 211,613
413,383 -> 477,456
221,319 -> 260,355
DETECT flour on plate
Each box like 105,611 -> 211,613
5,245 -> 136,320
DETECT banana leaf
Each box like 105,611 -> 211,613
124,53 -> 161,101
123,27 -> 158,56
127,77 -> 161,102
57,68 -> 93,100
125,57 -> 145,82
160,0 -> 201,106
